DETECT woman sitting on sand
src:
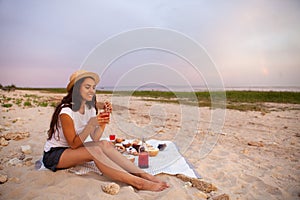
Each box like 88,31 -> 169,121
43,70 -> 168,191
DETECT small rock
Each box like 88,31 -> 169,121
0,125 -> 5,132
241,149 -> 249,155
21,145 -> 32,154
212,193 -> 230,200
0,138 -> 9,146
11,118 -> 18,123
24,156 -> 33,162
4,132 -> 30,141
176,174 -> 192,182
0,174 -> 8,184
35,159 -> 42,170
9,177 -> 20,183
183,181 -> 193,188
248,141 -> 264,147
16,162 -> 23,167
18,153 -> 25,160
190,178 -> 217,193
24,160 -> 33,166
1,157 -> 9,163
4,123 -> 11,127
102,182 -> 120,195
177,174 -> 217,193
7,158 -> 21,166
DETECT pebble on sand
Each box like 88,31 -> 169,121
0,174 -> 8,184
102,182 -> 120,195
21,145 -> 32,154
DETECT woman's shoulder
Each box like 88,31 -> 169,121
60,106 -> 73,116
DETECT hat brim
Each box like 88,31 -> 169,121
67,71 -> 100,91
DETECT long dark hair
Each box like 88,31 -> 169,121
47,77 -> 98,140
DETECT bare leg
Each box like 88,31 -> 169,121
92,156 -> 168,191
57,146 -> 124,172
90,141 -> 167,184
56,145 -> 168,191
95,141 -> 145,173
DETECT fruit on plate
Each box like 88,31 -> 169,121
147,147 -> 159,157
127,147 -> 139,156
157,143 -> 167,151
122,141 -> 131,148
114,143 -> 126,153
132,139 -> 141,144
132,143 -> 141,152
115,138 -> 125,143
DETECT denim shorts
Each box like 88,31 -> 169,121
43,147 -> 68,172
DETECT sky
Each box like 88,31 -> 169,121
0,0 -> 300,90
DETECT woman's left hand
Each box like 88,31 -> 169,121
103,101 -> 112,113
97,111 -> 110,125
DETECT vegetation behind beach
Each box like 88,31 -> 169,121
1,85 -> 300,112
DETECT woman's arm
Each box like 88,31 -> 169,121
91,101 -> 112,141
60,114 -> 98,149
90,125 -> 105,141
90,112 -> 110,141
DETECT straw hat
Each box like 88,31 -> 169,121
67,70 -> 100,91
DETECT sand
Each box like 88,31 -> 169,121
0,90 -> 299,199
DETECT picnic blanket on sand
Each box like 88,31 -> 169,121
36,139 -> 200,179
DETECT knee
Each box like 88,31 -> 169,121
99,140 -> 113,149
88,145 -> 103,156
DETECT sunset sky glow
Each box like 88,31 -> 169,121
0,0 -> 299,90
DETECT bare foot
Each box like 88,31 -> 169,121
138,179 -> 169,191
138,173 -> 170,188
140,173 -> 162,183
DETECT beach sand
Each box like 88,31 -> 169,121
0,90 -> 299,199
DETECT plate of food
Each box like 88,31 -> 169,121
114,143 -> 126,153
